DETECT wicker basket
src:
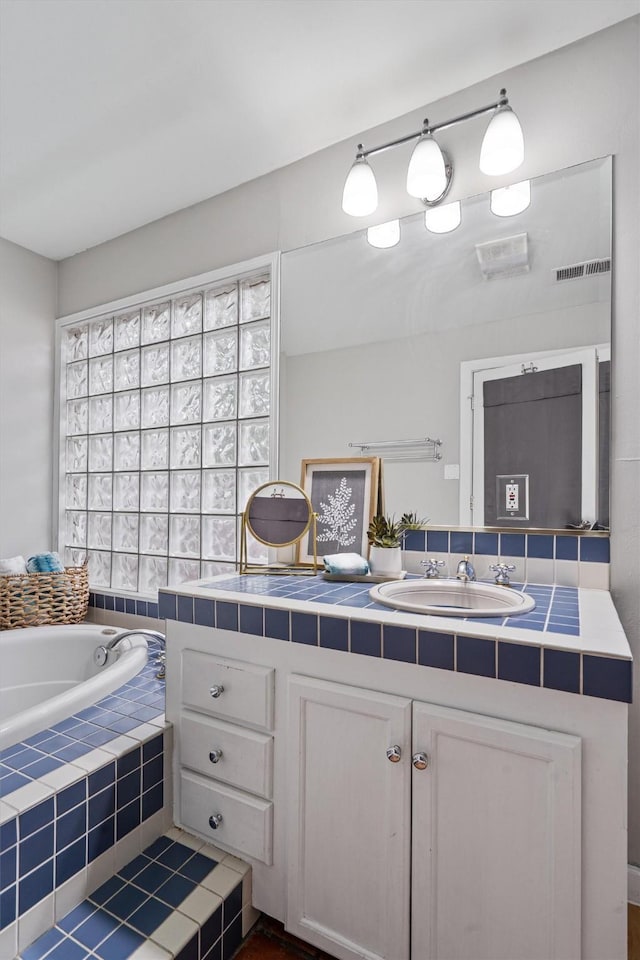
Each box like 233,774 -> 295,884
0,560 -> 89,630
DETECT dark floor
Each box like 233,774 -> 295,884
235,906 -> 640,960
234,916 -> 336,960
630,904 -> 640,960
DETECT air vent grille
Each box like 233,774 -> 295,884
554,258 -> 611,282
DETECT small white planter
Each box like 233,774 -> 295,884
369,545 -> 403,576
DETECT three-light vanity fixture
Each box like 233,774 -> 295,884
341,88 -> 529,247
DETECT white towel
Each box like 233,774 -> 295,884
0,555 -> 28,575
323,553 -> 370,575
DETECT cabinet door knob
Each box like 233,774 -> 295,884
386,745 -> 402,763
412,752 -> 429,770
209,749 -> 223,764
209,813 -> 223,829
209,684 -> 225,699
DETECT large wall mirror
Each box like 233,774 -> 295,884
279,157 -> 611,532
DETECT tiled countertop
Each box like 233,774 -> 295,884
159,574 -> 632,704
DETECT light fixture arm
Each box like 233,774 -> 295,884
356,89 -> 510,161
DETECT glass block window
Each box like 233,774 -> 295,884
58,265 -> 276,595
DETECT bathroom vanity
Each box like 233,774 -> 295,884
162,574 -> 631,960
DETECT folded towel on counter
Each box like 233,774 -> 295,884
0,555 -> 28,575
323,553 -> 370,575
26,552 -> 65,573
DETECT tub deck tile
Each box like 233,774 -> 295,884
17,834 -> 249,960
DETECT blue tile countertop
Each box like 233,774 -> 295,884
159,574 -> 632,704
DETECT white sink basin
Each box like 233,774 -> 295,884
369,579 -> 536,618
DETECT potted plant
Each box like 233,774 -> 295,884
367,512 -> 428,575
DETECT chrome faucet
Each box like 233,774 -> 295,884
489,562 -> 516,586
420,558 -> 445,579
456,555 -> 476,581
94,629 -> 166,678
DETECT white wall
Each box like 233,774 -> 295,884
56,20 -> 640,861
0,238 -> 57,556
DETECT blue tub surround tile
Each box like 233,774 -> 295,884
15,833 -> 252,960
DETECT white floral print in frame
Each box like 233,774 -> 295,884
297,457 -> 380,565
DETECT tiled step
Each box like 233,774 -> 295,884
18,830 -> 257,960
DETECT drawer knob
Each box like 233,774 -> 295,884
209,813 -> 223,830
209,749 -> 223,764
386,745 -> 402,763
209,684 -> 225,699
412,752 -> 429,771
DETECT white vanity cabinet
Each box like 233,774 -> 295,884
173,649 -> 275,865
287,675 -> 581,960
165,612 -> 628,960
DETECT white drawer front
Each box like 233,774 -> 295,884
181,711 -> 273,799
180,768 -> 273,865
182,650 -> 274,731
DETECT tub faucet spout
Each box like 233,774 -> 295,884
94,629 -> 166,679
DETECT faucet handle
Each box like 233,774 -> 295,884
489,562 -> 516,585
420,558 -> 445,578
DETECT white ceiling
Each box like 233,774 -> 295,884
0,0 -> 637,261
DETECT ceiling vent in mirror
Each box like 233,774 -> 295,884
553,258 -> 611,282
475,233 -> 529,280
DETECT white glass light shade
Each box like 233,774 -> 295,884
342,157 -> 378,216
424,201 -> 461,234
479,105 -> 525,176
406,134 -> 447,201
367,220 -> 400,249
490,179 -> 531,217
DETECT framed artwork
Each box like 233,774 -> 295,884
297,457 -> 381,564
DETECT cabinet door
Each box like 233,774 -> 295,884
411,702 -> 581,960
287,675 -> 412,960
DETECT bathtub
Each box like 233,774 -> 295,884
0,623 -> 149,750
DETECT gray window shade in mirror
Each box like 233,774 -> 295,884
483,365 -> 582,528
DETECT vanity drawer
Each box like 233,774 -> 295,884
180,768 -> 273,865
182,650 -> 274,731
181,710 -> 273,799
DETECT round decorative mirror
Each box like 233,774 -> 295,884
240,481 -> 317,574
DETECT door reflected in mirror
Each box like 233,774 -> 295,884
280,157 -> 611,531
